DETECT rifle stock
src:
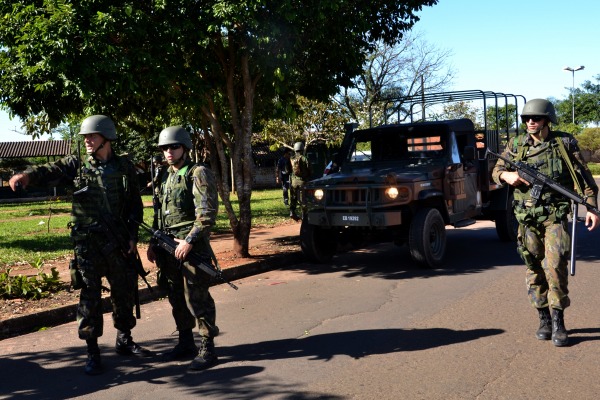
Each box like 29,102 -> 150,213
487,148 -> 600,277
138,221 -> 238,290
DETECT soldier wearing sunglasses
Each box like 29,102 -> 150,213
147,126 -> 220,370
492,99 -> 599,347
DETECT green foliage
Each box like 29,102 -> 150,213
260,96 -> 348,150
554,75 -> 600,126
0,260 -> 62,300
575,128 -> 600,152
588,163 -> 600,176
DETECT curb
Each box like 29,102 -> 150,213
0,251 -> 303,340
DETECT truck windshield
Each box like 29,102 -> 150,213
347,131 -> 447,164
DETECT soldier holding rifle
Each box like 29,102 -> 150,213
146,126 -> 221,371
9,115 -> 149,375
492,99 -> 599,347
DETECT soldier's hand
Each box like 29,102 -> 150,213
9,173 -> 29,191
500,171 -> 530,187
173,238 -> 192,261
127,240 -> 137,254
585,211 -> 599,231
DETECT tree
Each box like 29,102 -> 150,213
0,0 -> 439,257
260,96 -> 347,151
554,75 -> 600,127
337,31 -> 454,128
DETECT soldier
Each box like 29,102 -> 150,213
146,126 -> 220,371
147,154 -> 166,191
9,115 -> 149,375
492,99 -> 599,347
276,148 -> 293,206
289,142 -> 311,221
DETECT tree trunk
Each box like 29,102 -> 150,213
201,41 -> 258,258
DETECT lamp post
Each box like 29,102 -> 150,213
563,65 -> 585,124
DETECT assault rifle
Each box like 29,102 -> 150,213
138,221 -> 239,290
73,186 -> 152,318
487,149 -> 600,276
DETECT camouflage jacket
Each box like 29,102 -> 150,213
25,153 -> 143,240
492,130 -> 598,208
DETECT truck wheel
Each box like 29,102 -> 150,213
408,208 -> 446,268
495,206 -> 518,242
300,220 -> 336,263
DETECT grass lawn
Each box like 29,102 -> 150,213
0,189 -> 290,268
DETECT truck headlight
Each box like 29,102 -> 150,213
385,187 -> 399,200
314,189 -> 324,201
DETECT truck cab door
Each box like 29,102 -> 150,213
444,133 -> 479,216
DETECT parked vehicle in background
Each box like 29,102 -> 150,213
300,90 -> 525,267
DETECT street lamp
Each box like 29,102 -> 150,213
563,65 -> 585,124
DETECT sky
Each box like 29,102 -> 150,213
1,0 -> 598,142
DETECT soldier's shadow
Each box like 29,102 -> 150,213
566,327 -> 600,345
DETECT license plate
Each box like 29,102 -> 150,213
333,214 -> 364,226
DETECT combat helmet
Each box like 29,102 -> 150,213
294,142 -> 304,152
79,115 -> 117,140
158,126 -> 193,150
521,99 -> 558,124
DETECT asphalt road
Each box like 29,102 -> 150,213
1,218 -> 600,399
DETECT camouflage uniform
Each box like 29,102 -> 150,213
24,154 -> 143,339
154,158 -> 219,340
492,130 -> 598,310
289,151 -> 311,219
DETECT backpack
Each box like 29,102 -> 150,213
291,155 -> 308,178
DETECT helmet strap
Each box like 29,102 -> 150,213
89,139 -> 110,161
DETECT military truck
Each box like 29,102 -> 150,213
300,90 -> 525,267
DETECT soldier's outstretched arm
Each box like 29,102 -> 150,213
9,173 -> 30,191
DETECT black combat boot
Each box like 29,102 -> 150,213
189,337 -> 218,371
84,338 -> 103,376
115,330 -> 153,357
162,329 -> 199,361
551,309 -> 569,347
290,210 -> 300,222
535,307 -> 552,340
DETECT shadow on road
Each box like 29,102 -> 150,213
220,327 -> 504,362
0,326 -> 502,400
290,221 -> 600,282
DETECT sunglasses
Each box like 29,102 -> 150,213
521,116 -> 544,123
159,144 -> 182,151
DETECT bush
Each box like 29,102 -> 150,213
0,260 -> 62,300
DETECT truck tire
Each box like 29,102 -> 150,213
495,206 -> 518,242
408,208 -> 446,268
300,219 -> 336,263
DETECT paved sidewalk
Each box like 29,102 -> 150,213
0,222 -> 304,339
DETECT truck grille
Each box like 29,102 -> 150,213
327,188 -> 380,206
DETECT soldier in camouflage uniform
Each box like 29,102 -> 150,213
289,142 -> 311,221
492,99 -> 599,347
146,126 -> 220,371
9,115 -> 149,375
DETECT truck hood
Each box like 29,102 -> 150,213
307,165 -> 445,187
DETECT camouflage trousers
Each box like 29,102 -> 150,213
289,178 -> 306,215
73,232 -> 137,340
518,218 -> 571,310
155,243 -> 217,338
